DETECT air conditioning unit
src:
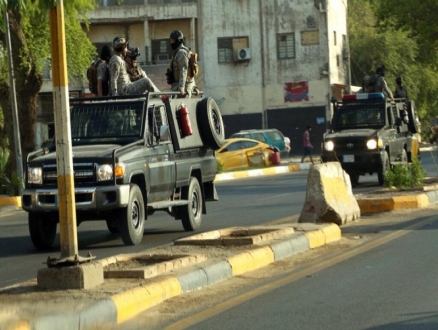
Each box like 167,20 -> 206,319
155,54 -> 169,63
236,48 -> 251,61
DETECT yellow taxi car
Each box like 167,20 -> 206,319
216,138 -> 280,171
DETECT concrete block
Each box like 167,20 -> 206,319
37,262 -> 104,290
202,261 -> 232,285
177,268 -> 208,292
299,162 -> 360,225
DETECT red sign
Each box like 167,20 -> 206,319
284,81 -> 309,102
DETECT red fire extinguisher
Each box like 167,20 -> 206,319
177,104 -> 193,137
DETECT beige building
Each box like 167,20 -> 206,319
38,0 -> 349,154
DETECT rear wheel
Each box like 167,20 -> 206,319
118,184 -> 145,245
181,177 -> 203,231
28,212 -> 58,250
196,97 -> 225,150
377,151 -> 389,186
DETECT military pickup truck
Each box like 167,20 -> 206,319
321,92 -> 420,186
22,93 -> 225,249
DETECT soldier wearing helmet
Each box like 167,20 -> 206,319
109,36 -> 160,96
167,30 -> 195,98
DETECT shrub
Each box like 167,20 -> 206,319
0,147 -> 23,196
383,155 -> 426,189
216,161 -> 224,174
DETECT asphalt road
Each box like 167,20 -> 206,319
0,171 -> 307,288
152,210 -> 438,330
0,147 -> 437,289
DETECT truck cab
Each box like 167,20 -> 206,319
321,92 -> 420,186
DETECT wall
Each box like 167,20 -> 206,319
36,0 -> 348,154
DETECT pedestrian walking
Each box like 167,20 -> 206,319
301,124 -> 314,165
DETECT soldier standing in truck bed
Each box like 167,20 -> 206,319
375,66 -> 394,100
167,30 -> 195,98
394,76 -> 408,99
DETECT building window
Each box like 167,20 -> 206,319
151,39 -> 171,64
277,34 -> 295,59
337,54 -> 340,67
333,31 -> 337,45
307,16 -> 316,29
217,37 -> 248,63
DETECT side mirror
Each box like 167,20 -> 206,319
220,148 -> 228,153
159,125 -> 170,142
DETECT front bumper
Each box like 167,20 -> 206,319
21,185 -> 131,212
321,150 -> 384,174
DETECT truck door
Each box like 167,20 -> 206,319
146,104 -> 175,202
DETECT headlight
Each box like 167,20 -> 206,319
96,164 -> 113,181
367,138 -> 382,150
28,167 -> 42,184
324,140 -> 334,151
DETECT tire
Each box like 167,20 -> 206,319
196,97 -> 225,150
406,101 -> 421,134
377,151 -> 389,186
118,184 -> 145,245
181,177 -> 203,231
106,218 -> 119,234
349,173 -> 359,187
28,212 -> 57,250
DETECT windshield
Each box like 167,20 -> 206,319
332,103 -> 385,130
70,101 -> 144,143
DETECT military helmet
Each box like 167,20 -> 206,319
169,30 -> 184,41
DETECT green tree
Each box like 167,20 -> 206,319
373,0 -> 438,64
0,0 -> 97,175
348,0 -> 438,121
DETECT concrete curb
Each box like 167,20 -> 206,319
215,163 -> 311,182
356,192 -> 433,213
7,224 -> 341,330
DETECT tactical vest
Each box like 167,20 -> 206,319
170,46 -> 190,82
127,66 -> 142,82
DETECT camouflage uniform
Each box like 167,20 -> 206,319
109,53 -> 160,96
96,61 -> 110,96
375,76 -> 394,99
125,61 -> 147,82
170,44 -> 195,98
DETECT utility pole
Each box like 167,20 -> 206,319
48,0 -> 92,265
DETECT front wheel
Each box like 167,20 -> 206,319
181,177 -> 203,231
118,184 -> 145,245
377,151 -> 390,186
28,212 -> 58,250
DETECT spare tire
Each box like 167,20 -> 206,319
196,97 -> 225,150
406,101 -> 421,134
